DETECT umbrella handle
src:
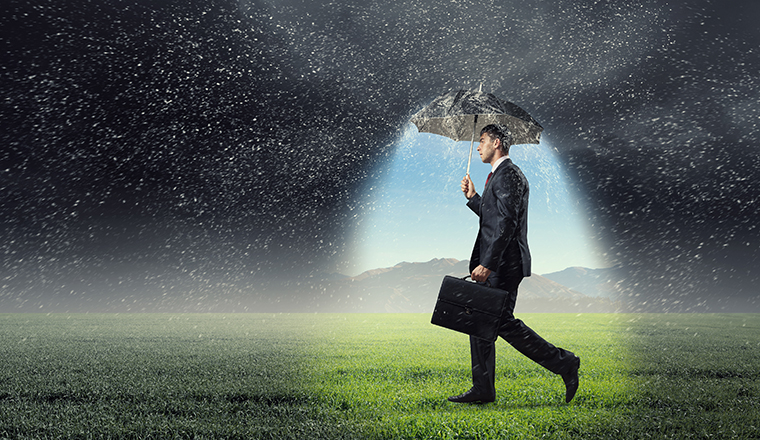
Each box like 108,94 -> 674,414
466,115 -> 478,176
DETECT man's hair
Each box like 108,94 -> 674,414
480,124 -> 513,154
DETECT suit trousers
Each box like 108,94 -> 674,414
469,272 -> 577,397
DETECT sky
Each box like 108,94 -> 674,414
2,0 -> 760,312
346,124 -> 604,276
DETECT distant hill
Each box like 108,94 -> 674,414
541,265 -> 625,300
318,258 -> 621,313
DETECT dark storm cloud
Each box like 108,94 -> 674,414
558,3 -> 760,311
2,0 -> 759,311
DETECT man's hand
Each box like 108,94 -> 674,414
471,265 -> 492,283
461,174 -> 477,199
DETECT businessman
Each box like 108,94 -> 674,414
448,124 -> 580,404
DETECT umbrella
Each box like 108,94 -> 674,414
410,89 -> 543,175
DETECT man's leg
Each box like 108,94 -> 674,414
498,316 -> 576,375
449,272 -> 518,404
448,336 -> 496,403
494,272 -> 581,402
470,335 -> 497,397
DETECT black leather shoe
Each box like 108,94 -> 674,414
447,388 -> 495,404
562,356 -> 581,403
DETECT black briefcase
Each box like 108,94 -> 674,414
431,275 -> 508,341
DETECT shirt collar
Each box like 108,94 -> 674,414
491,156 -> 509,173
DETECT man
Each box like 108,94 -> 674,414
448,124 -> 580,404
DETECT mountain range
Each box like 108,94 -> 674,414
316,258 -> 623,313
541,265 -> 626,300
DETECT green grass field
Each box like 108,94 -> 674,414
1,313 -> 758,439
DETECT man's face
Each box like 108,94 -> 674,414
477,133 -> 500,164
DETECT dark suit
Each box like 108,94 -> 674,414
466,158 -> 576,398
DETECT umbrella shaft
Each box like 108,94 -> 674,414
466,115 -> 478,175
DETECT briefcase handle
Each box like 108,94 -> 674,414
463,275 -> 492,288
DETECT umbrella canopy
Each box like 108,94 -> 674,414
410,89 -> 543,175
410,89 -> 543,145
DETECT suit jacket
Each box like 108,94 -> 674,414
467,158 -> 531,279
